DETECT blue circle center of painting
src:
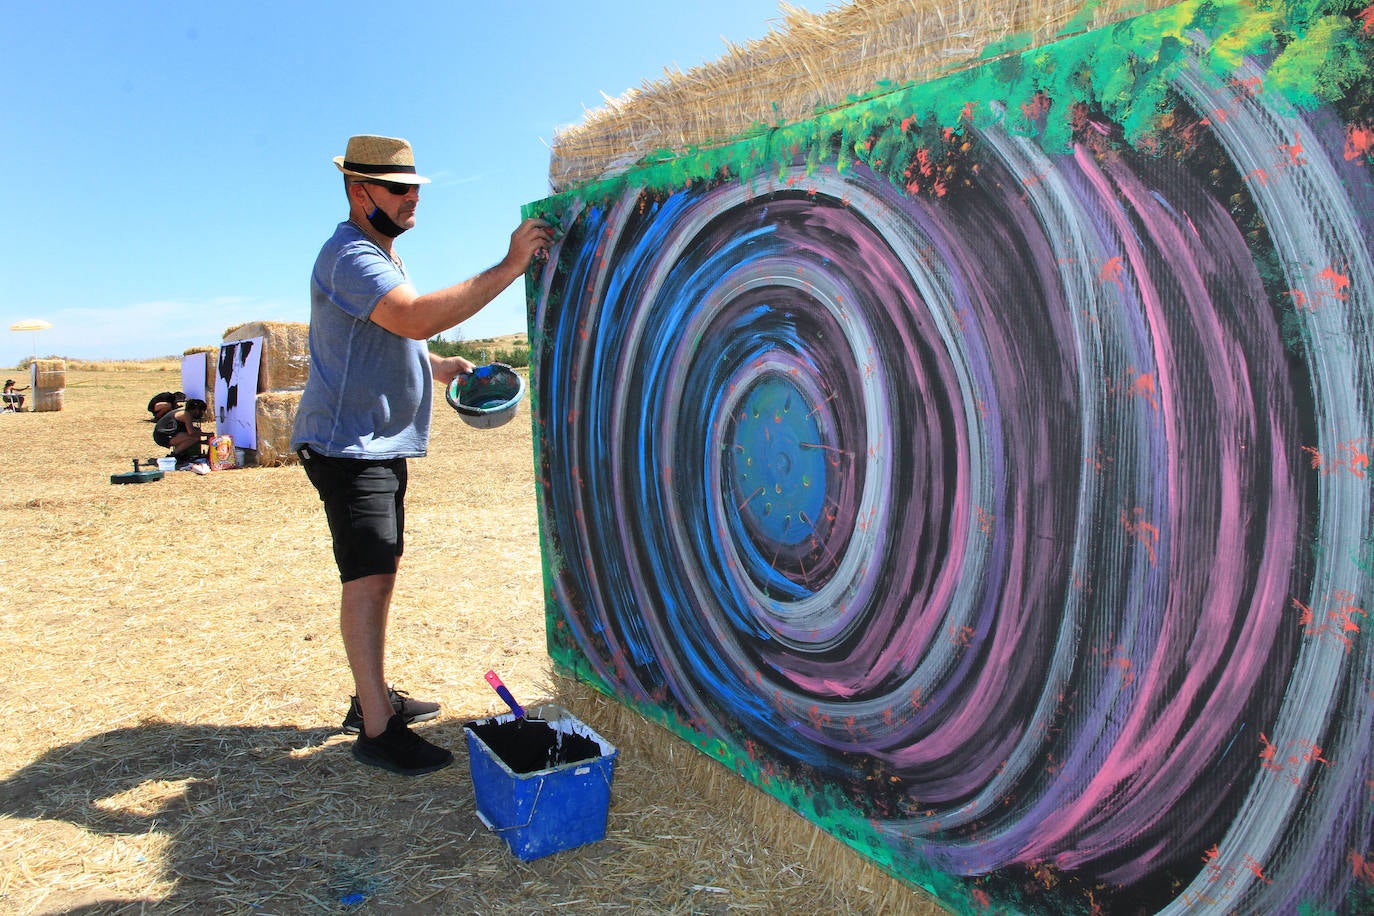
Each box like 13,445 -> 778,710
728,375 -> 828,546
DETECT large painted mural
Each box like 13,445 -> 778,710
524,1 -> 1374,912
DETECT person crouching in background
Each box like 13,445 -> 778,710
153,398 -> 212,464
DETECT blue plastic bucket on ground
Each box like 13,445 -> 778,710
463,705 -> 618,860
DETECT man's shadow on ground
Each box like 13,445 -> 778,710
0,721 -> 478,913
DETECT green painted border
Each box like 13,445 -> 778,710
524,0 -> 1368,220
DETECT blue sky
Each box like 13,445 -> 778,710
1,1 -> 831,365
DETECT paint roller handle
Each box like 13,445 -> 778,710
484,669 -> 525,718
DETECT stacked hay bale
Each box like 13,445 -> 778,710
221,321 -> 310,468
253,391 -> 302,467
28,359 -> 65,412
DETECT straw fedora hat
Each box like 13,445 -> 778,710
333,135 -> 431,185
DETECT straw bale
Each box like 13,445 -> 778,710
252,389 -> 302,468
547,0 -> 1175,191
28,358 -> 66,412
222,320 -> 311,392
183,345 -> 219,412
31,389 -> 65,412
30,358 -> 66,392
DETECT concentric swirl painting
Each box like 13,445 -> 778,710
524,2 -> 1374,911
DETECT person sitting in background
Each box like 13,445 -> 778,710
2,379 -> 28,411
153,398 -> 212,463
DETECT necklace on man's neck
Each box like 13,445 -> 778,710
349,218 -> 403,270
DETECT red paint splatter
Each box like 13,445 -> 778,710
1318,265 -> 1351,301
1258,736 -> 1280,769
1099,256 -> 1126,292
910,686 -> 926,711
1021,90 -> 1052,121
1230,74 -> 1264,98
1302,439 -> 1370,477
1295,590 -> 1368,652
1121,507 -> 1160,566
949,624 -> 975,648
1344,121 -> 1374,160
1243,854 -> 1275,885
1360,4 -> 1374,35
1127,370 -> 1159,412
1280,132 -> 1307,167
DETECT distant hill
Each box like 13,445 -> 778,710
469,332 -> 529,351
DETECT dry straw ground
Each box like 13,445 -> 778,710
0,366 -> 948,915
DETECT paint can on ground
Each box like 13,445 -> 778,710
463,705 -> 617,861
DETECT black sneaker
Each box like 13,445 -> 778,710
352,714 -> 454,775
341,687 -> 440,734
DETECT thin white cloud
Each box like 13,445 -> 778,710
2,298 -> 309,363
427,169 -> 486,189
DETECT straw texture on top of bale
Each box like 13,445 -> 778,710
222,320 -> 310,392
30,359 -> 65,391
547,0 -> 1174,191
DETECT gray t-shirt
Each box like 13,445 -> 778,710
290,221 -> 433,459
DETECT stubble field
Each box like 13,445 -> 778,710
0,364 -> 944,915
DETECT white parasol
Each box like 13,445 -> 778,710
9,319 -> 52,332
9,318 -> 52,358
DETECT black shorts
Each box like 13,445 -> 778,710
299,447 -> 408,583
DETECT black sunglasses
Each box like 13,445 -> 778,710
365,180 -> 417,196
